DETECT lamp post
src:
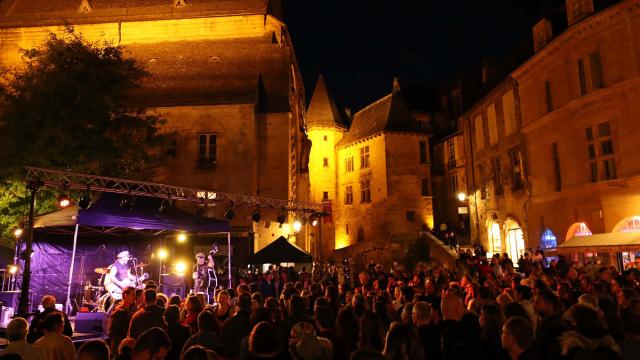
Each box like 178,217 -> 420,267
18,179 -> 43,317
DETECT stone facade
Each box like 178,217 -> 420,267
440,0 -> 640,260
307,78 -> 433,265
0,1 -> 310,259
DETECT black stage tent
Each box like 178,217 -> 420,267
247,236 -> 312,264
27,193 -> 229,312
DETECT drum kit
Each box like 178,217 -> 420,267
82,263 -> 148,312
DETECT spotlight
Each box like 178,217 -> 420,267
57,193 -> 71,208
7,265 -> 17,275
13,228 -> 22,238
251,208 -> 261,223
78,192 -> 92,209
177,233 -> 187,243
276,208 -> 287,227
120,195 -> 135,210
157,249 -> 168,260
293,219 -> 302,233
457,192 -> 466,202
310,214 -> 319,227
175,261 -> 187,275
224,202 -> 235,220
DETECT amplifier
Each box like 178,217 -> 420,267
161,274 -> 185,286
160,284 -> 185,298
75,312 -> 107,334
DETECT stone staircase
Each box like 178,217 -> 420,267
422,232 -> 459,269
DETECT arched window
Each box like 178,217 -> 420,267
613,216 -> 640,233
540,228 -> 557,249
566,222 -> 592,240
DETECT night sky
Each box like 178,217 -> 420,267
283,0 -> 559,111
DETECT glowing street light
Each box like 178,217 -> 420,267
13,228 -> 22,238
457,192 -> 467,202
8,265 -> 17,275
177,233 -> 187,243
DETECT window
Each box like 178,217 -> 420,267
360,178 -> 371,203
346,224 -> 349,234
323,135 -> 328,141
198,134 -> 217,166
474,115 -> 484,150
421,179 -> 430,196
346,156 -> 354,172
510,148 -> 525,190
406,211 -> 415,221
323,191 -> 329,200
603,159 -> 616,180
597,122 -> 610,137
357,228 -> 365,243
493,157 -> 503,195
590,162 -> 598,183
419,141 -> 428,164
447,139 -> 456,168
487,104 -> 498,145
545,81 -> 553,112
503,90 -> 517,135
586,122 -> 615,182
601,140 -> 614,155
589,52 -> 603,90
577,59 -> 587,96
552,143 -> 562,191
344,186 -> 353,205
585,128 -> 594,141
323,157 -> 329,167
360,146 -> 370,169
450,175 -> 458,194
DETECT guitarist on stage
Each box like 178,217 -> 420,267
108,251 -> 137,296
192,253 -> 209,293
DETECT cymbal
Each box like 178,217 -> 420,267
134,263 -> 150,268
94,267 -> 109,275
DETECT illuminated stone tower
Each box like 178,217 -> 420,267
306,75 -> 347,259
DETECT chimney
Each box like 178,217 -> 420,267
532,18 -> 553,52
566,0 -> 594,26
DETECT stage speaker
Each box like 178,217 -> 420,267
75,312 -> 107,334
160,284 -> 185,298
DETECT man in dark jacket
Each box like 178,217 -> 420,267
108,287 -> 136,356
128,289 -> 167,339
221,292 -> 252,358
27,295 -> 73,344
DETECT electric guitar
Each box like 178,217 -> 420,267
104,273 -> 149,300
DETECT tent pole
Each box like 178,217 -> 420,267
227,232 -> 231,289
65,223 -> 79,315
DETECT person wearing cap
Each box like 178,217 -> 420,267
192,253 -> 209,295
108,251 -> 137,298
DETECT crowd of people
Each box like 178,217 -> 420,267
1,249 -> 640,360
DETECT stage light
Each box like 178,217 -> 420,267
177,233 -> 187,243
57,193 -> 71,208
175,261 -> 187,275
158,199 -> 173,214
78,192 -> 92,209
157,249 -> 168,260
224,203 -> 235,220
310,214 -> 319,227
293,219 -> 302,233
457,192 -> 466,202
8,265 -> 17,275
277,208 -> 286,227
13,228 -> 22,238
251,208 -> 261,223
120,195 -> 135,210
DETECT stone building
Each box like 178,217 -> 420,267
513,0 -> 640,259
307,77 -> 433,265
441,0 -> 640,265
0,0 -> 309,258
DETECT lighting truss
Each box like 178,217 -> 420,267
25,166 -> 322,213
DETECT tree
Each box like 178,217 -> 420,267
0,27 -> 168,242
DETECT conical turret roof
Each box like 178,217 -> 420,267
306,75 -> 348,130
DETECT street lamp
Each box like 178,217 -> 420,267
457,192 -> 467,202
13,228 -> 22,238
293,220 -> 302,233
